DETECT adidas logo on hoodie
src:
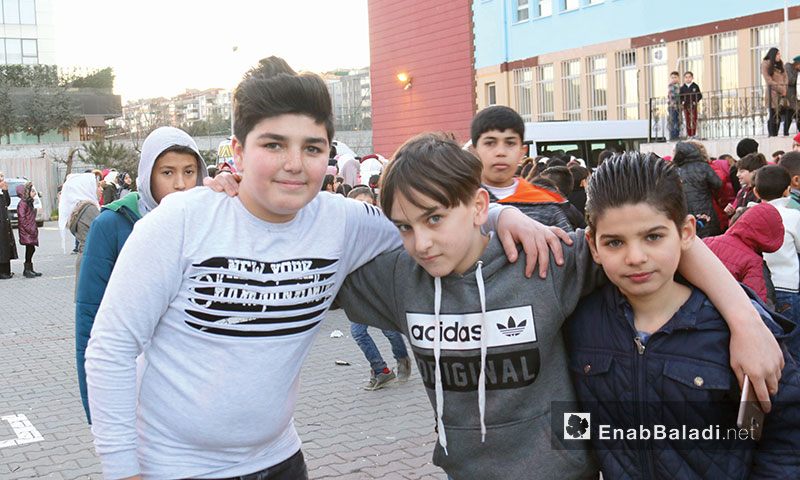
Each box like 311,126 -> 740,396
406,305 -> 536,350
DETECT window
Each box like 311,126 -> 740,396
516,0 -> 529,22
535,64 -> 555,121
561,59 -> 581,121
563,0 -> 579,11
486,82 -> 497,106
513,67 -> 533,121
677,37 -> 703,89
1,38 -> 36,64
615,49 -> 639,119
21,38 -> 36,64
586,55 -> 607,121
586,0 -> 603,5
1,0 -> 35,24
536,0 -> 552,17
750,24 -> 779,90
644,44 -> 667,101
711,31 -> 738,92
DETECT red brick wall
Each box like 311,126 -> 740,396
368,0 -> 475,157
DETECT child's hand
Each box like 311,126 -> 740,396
729,314 -> 784,413
724,203 -> 735,216
203,172 -> 241,197
496,208 -> 572,279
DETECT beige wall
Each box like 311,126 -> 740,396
475,19 -> 800,122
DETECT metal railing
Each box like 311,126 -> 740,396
647,86 -> 787,142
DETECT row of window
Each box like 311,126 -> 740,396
0,0 -> 36,25
493,24 -> 779,122
515,0 -> 602,23
0,37 -> 38,64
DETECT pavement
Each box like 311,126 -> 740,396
0,222 -> 446,479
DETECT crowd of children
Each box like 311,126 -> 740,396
64,55 -> 799,480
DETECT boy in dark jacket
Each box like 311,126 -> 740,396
472,106 -> 575,232
672,141 -> 722,237
566,153 -> 800,480
680,71 -> 703,138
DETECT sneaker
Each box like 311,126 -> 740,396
364,369 -> 396,391
396,357 -> 412,382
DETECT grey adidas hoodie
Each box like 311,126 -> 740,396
136,127 -> 208,216
338,232 -> 604,480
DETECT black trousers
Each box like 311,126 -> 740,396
25,245 -> 34,263
186,450 -> 308,480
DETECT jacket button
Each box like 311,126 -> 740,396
694,376 -> 704,387
584,364 -> 591,374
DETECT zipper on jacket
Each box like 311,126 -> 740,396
634,336 -> 646,354
632,334 -> 657,479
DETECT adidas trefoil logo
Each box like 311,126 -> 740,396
496,316 -> 526,337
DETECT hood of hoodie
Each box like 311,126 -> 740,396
136,127 -> 208,216
672,141 -> 704,166
727,202 -> 784,254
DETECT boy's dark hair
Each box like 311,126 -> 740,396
569,165 -> 589,189
778,151 -> 800,177
684,71 -> 694,77
540,166 -> 574,196
719,154 -> 734,161
336,183 -> 352,197
773,150 -> 785,159
546,158 -> 567,168
529,176 -> 559,192
738,152 -> 768,172
470,105 -> 525,146
755,165 -> 791,201
234,56 -> 334,144
670,71 -> 680,76
380,133 -> 482,214
335,176 -> 344,183
156,145 -> 202,165
330,144 -> 337,158
598,149 -> 614,165
348,186 -> 374,202
321,174 -> 335,191
586,152 -> 687,236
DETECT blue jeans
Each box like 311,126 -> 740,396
775,290 -> 800,324
350,322 -> 408,373
668,106 -> 680,140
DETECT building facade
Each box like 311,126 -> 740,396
368,0 -> 475,157
0,0 -> 55,66
474,1 -> 800,127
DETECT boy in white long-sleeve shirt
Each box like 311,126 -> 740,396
756,165 -> 800,321
84,56 -> 562,480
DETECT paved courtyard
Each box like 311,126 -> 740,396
0,222 -> 446,479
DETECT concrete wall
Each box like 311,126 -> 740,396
641,135 -> 792,159
368,0 -> 475,157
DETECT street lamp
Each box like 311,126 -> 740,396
397,72 -> 412,90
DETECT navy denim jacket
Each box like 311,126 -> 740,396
565,283 -> 800,479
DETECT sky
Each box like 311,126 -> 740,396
55,0 -> 371,103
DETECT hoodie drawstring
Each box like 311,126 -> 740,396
433,276 -> 448,455
433,262 -> 489,455
476,260 -> 488,443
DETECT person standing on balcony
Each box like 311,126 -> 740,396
784,56 -> 800,136
762,47 -> 788,137
680,71 -> 702,139
668,71 -> 681,141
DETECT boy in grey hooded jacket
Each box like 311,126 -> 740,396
336,134 -> 786,480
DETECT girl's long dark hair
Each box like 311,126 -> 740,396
764,47 -> 784,76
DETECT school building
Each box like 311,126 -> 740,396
368,0 -> 800,159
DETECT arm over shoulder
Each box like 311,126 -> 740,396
338,247 -> 405,332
